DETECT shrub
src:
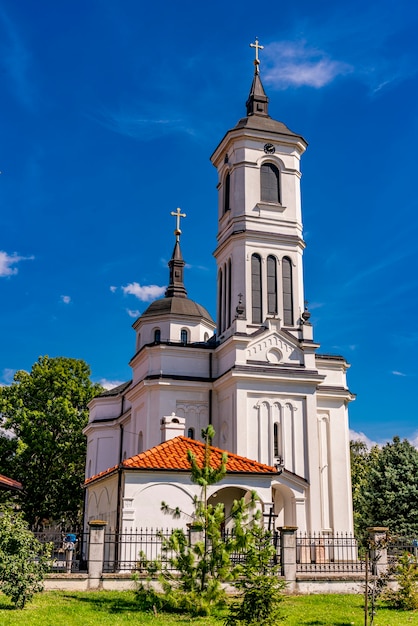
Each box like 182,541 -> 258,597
0,506 -> 52,608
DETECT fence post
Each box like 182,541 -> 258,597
279,526 -> 298,589
367,527 -> 389,576
88,520 -> 107,589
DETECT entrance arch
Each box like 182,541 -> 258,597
272,484 -> 296,528
208,486 -> 260,530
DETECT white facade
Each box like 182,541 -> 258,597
84,64 -> 354,536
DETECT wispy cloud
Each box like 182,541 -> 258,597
90,107 -> 195,141
0,7 -> 36,109
60,295 -> 71,305
126,308 -> 140,318
1,368 -> 16,385
392,370 -> 407,377
122,282 -> 165,302
0,250 -> 34,277
263,41 -> 352,89
109,286 -> 117,293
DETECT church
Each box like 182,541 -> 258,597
84,42 -> 354,537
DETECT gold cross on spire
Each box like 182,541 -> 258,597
171,207 -> 186,241
250,37 -> 264,74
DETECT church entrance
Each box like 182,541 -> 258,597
272,484 -> 296,529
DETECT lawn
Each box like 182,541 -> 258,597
0,591 -> 417,625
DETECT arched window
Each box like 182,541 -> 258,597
261,163 -> 280,203
251,253 -> 262,324
218,268 -> 223,333
180,329 -> 188,343
204,332 -> 209,342
227,258 -> 232,328
267,255 -> 277,315
154,328 -> 161,342
187,427 -> 195,439
273,422 -> 280,457
224,172 -> 231,213
282,257 -> 294,325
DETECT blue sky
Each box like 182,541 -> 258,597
1,0 -> 417,447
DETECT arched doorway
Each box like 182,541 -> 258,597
272,484 -> 296,528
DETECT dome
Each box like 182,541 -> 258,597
140,296 -> 214,324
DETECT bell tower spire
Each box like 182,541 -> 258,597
246,38 -> 269,117
165,208 -> 188,298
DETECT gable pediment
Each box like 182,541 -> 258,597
246,330 -> 303,366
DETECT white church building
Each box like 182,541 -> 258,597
84,44 -> 355,537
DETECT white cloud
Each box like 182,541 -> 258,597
263,41 -> 352,89
392,370 -> 407,377
122,282 -> 165,302
126,308 -> 140,318
0,250 -> 34,277
60,295 -> 71,304
349,429 -> 378,449
97,378 -> 125,390
109,285 -> 117,293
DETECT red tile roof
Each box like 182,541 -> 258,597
85,436 -> 277,485
0,473 -> 23,491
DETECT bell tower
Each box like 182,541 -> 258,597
211,39 -> 308,342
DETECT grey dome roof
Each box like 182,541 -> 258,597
141,296 -> 214,324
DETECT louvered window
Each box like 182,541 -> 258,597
251,254 -> 262,324
267,255 -> 277,314
261,163 -> 280,203
282,257 -> 294,325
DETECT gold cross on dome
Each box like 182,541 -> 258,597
250,37 -> 264,73
171,207 -> 186,241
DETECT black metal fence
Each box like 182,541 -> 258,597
296,532 -> 367,573
33,530 -> 89,573
33,527 -> 417,577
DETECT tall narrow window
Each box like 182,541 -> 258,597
282,257 -> 294,325
218,268 -> 223,333
251,253 -> 262,324
227,258 -> 232,328
180,329 -> 188,343
224,172 -> 230,213
261,163 -> 280,203
154,328 -> 161,342
273,422 -> 280,457
267,255 -> 277,315
187,427 -> 195,439
138,431 -> 143,454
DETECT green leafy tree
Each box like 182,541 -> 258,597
364,437 -> 418,538
0,506 -> 52,608
350,440 -> 381,539
0,356 -> 103,529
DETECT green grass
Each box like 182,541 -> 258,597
0,591 -> 417,625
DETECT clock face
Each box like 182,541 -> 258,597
264,143 -> 275,154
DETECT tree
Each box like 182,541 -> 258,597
0,356 -> 103,529
364,437 -> 418,538
0,505 -> 51,608
136,426 -> 284,619
350,440 -> 381,539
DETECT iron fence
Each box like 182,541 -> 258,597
387,536 -> 418,564
101,527 -> 281,573
33,530 -> 89,573
296,532 -> 367,573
